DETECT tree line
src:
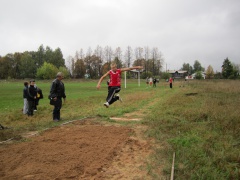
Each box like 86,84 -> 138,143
180,58 -> 239,79
0,45 -> 66,79
66,45 -> 164,79
0,45 -> 164,79
1,44 -> 239,79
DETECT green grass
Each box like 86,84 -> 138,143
144,79 -> 240,179
0,79 -> 240,179
0,79 -> 155,139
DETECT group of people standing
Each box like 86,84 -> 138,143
146,77 -> 157,87
22,68 -> 173,121
23,72 -> 66,122
146,77 -> 174,89
23,80 -> 43,116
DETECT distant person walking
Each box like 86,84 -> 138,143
27,80 -> 37,116
49,72 -> 66,121
169,77 -> 173,89
23,81 -> 29,114
153,77 -> 157,87
146,77 -> 149,87
149,77 -> 153,87
97,63 -> 143,108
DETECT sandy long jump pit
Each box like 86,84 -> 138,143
0,118 -> 152,180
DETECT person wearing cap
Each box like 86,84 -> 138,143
49,72 -> 66,121
27,80 -> 37,116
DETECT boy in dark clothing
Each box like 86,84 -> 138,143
23,81 -> 29,114
49,72 -> 66,121
153,78 -> 157,87
27,80 -> 37,116
34,87 -> 43,111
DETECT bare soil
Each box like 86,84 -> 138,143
0,118 -> 154,180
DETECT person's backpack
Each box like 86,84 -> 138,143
37,88 -> 43,99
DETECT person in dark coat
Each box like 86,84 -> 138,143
23,81 -> 29,114
34,86 -> 43,111
49,72 -> 66,121
27,80 -> 37,116
153,77 -> 157,87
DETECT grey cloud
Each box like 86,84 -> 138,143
0,0 -> 239,72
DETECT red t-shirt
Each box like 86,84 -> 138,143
169,78 -> 173,83
109,69 -> 121,86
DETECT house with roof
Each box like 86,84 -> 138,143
167,70 -> 188,79
130,69 -> 144,78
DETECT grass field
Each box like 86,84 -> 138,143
0,79 -> 239,179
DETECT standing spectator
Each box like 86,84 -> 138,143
153,77 -> 157,87
34,86 -> 43,111
149,77 -> 153,87
96,63 -> 143,108
27,80 -> 37,116
49,72 -> 66,121
169,77 -> 173,89
23,81 -> 29,114
146,77 -> 149,87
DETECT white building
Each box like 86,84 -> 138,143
185,72 -> 206,79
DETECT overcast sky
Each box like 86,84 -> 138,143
1,0 -> 239,72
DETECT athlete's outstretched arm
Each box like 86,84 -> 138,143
96,71 -> 109,89
121,66 -> 143,72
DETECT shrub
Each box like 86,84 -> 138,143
36,62 -> 58,79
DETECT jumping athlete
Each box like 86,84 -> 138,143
96,63 -> 143,108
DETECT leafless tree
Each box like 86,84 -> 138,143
94,45 -> 104,76
151,47 -> 164,76
104,46 -> 113,68
84,47 -> 92,75
66,55 -> 74,76
144,46 -> 150,74
74,51 -> 79,61
124,46 -> 132,68
79,48 -> 85,60
135,47 -> 143,60
114,47 -> 122,61
70,46 -> 164,78
134,47 -> 144,66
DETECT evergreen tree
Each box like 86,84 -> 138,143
181,63 -> 193,75
193,60 -> 204,73
222,57 -> 234,79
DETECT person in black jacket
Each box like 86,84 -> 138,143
153,77 -> 157,87
49,72 -> 66,121
27,80 -> 37,116
34,85 -> 44,111
23,81 -> 29,114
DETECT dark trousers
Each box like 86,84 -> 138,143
53,97 -> 62,120
107,86 -> 121,105
27,100 -> 34,116
34,99 -> 39,110
170,83 -> 172,88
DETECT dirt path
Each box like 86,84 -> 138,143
0,99 -> 161,179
